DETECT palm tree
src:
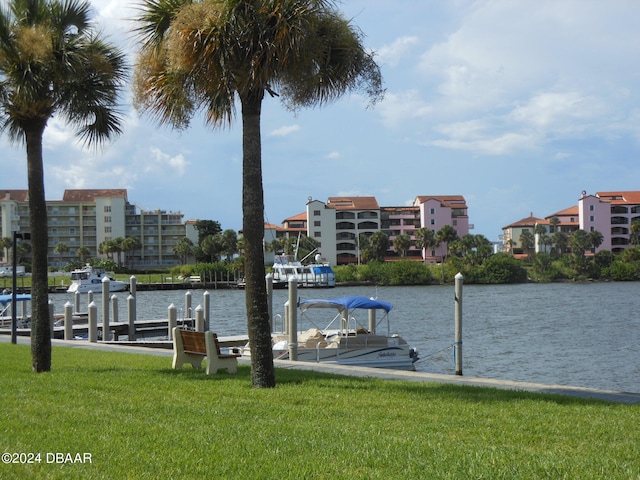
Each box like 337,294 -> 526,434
54,242 -> 69,265
588,230 -> 604,254
77,246 -> 91,265
393,234 -> 412,258
173,237 -> 194,265
0,237 -> 12,263
0,0 -> 126,372
414,228 -> 436,262
133,0 -> 383,388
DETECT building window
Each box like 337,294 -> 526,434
589,205 -> 594,211
313,210 -> 321,216
590,216 -> 595,222
105,227 -> 111,233
314,232 -> 321,238
104,216 -> 111,223
314,221 -> 321,227
104,206 -> 111,212
430,219 -> 435,225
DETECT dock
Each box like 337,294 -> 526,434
0,318 -> 196,341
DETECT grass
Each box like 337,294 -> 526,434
1,343 -> 639,479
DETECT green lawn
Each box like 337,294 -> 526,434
1,343 -> 638,479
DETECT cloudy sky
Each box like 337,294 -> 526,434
2,0 -> 639,241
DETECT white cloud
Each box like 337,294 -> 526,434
327,151 -> 341,159
268,125 -> 301,137
376,36 -> 419,67
146,148 -> 189,176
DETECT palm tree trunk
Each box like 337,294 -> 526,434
241,89 -> 275,388
26,121 -> 51,372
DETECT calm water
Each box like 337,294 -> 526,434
49,282 -> 640,393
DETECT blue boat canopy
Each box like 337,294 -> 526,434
299,296 -> 392,313
0,294 -> 31,306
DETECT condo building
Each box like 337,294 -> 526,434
0,189 -> 191,268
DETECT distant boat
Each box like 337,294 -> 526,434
67,265 -> 128,294
271,253 -> 336,288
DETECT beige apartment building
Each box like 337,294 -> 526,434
0,189 -> 189,269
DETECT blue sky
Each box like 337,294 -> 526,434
2,0 -> 639,241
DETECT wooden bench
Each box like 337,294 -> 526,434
172,327 -> 239,374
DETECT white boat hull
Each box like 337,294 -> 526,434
273,344 -> 417,370
67,281 -> 128,294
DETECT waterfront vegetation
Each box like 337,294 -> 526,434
0,342 -> 638,479
6,245 -> 640,290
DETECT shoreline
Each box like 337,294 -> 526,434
3,335 -> 638,405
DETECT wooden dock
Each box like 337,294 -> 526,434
0,318 -> 196,340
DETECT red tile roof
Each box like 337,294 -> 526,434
0,190 -> 29,202
596,191 -> 640,204
62,189 -> 127,202
415,195 -> 467,208
503,214 -> 545,229
327,196 -> 380,210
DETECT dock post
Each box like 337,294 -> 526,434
288,278 -> 298,361
88,302 -> 97,343
185,291 -> 192,320
102,276 -> 110,341
266,274 -> 273,332
111,294 -> 119,336
203,291 -> 210,331
127,295 -> 136,341
74,291 -> 80,314
168,304 -> 177,340
130,275 -> 137,297
195,305 -> 204,332
87,290 -> 93,307
454,272 -> 463,376
49,300 -> 54,337
64,301 -> 73,340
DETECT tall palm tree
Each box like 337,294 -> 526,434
0,0 -> 127,372
133,0 -> 383,388
414,227 -> 436,262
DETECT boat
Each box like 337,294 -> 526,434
0,293 -> 31,328
271,252 -> 336,288
67,265 -> 128,294
244,295 -> 418,370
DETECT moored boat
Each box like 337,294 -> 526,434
67,265 -> 128,294
271,253 -> 336,288
243,295 -> 418,370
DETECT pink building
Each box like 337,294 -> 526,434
579,191 -> 640,253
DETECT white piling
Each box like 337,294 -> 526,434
64,301 -> 73,340
74,291 -> 81,314
127,295 -> 136,340
454,272 -> 463,376
87,290 -> 93,306
195,305 -> 204,332
266,273 -> 273,332
203,291 -> 210,331
185,291 -> 192,319
129,275 -> 137,297
288,278 -> 298,361
111,294 -> 119,327
88,301 -> 98,343
168,303 -> 177,340
101,276 -> 110,341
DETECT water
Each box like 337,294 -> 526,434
48,282 -> 640,393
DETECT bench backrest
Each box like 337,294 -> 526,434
179,329 -> 223,356
180,330 -> 207,355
